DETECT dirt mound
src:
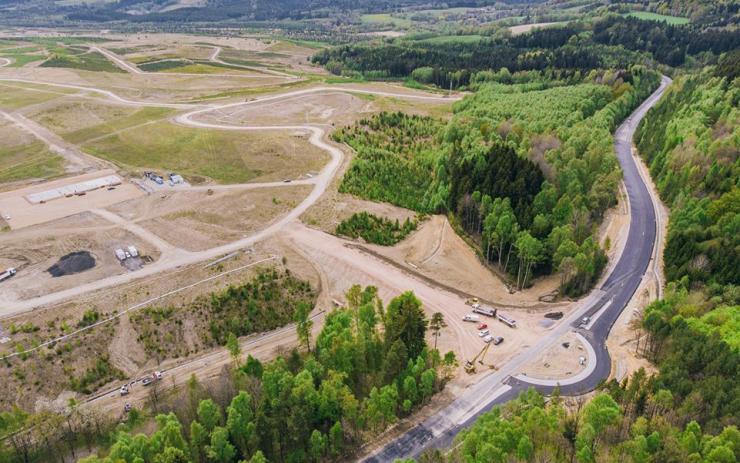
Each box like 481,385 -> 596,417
47,251 -> 96,277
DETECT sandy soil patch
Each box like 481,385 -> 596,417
0,169 -> 144,229
0,211 -> 160,303
509,22 -> 565,35
110,185 -> 312,251
522,331 -> 588,380
285,223 -> 557,387
366,215 -> 566,310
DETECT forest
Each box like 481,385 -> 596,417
416,54 -> 739,463
336,212 -> 417,246
312,16 -> 738,88
407,387 -> 739,463
335,68 -> 660,295
0,287 -> 457,463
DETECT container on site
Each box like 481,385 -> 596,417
127,246 -> 139,258
115,249 -> 126,261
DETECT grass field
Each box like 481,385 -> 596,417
40,46 -> 124,73
0,140 -> 65,184
137,58 -> 257,74
361,13 -> 413,28
81,121 -> 329,184
0,84 -> 75,110
414,34 -> 484,44
624,11 -> 689,24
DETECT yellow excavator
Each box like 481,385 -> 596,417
464,342 -> 497,374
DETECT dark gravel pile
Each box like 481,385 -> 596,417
47,251 -> 96,277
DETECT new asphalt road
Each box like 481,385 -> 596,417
363,75 -> 672,462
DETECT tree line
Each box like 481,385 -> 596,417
1,286 -> 457,463
407,387 -> 739,463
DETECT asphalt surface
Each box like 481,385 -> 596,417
363,75 -> 671,462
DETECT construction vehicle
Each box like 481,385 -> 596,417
0,267 -> 17,282
464,342 -> 497,374
465,297 -> 479,306
473,305 -> 497,317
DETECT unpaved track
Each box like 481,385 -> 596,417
208,46 -> 298,78
0,76 -> 458,316
0,109 -> 104,172
92,45 -> 295,80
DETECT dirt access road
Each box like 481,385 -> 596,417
0,74 -> 458,316
91,45 -> 295,80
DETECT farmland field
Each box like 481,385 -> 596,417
80,121 -> 329,184
624,11 -> 689,24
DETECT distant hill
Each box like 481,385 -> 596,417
0,0 -> 520,24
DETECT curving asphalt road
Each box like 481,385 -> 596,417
362,75 -> 671,462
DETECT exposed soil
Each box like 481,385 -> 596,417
47,250 -> 96,277
523,332 -> 587,379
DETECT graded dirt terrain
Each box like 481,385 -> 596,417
0,211 -> 160,303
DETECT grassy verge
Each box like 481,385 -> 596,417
0,141 -> 65,184
624,11 -> 689,24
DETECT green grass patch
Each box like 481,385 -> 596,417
81,121 -> 274,183
40,46 -> 124,73
414,34 -> 484,45
0,84 -> 73,109
0,141 -> 65,184
624,11 -> 689,24
62,107 -> 173,144
0,52 -> 46,67
361,13 -> 413,28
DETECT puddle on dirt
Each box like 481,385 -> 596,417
47,251 -> 96,277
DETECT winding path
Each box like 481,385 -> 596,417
362,76 -> 671,462
0,75 -> 458,316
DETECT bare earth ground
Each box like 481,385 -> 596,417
366,215 -> 566,309
133,186 -> 312,251
284,223 -> 564,390
523,331 -> 587,379
0,210 -> 161,302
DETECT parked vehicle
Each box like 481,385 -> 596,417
124,403 -> 132,413
463,314 -> 480,322
477,323 -> 488,330
478,329 -> 490,337
142,377 -> 153,386
120,385 -> 129,396
581,316 -> 591,326
483,335 -> 494,343
493,336 -> 504,345
473,305 -> 496,317
154,371 -> 163,380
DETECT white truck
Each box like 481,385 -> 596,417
463,314 -> 480,322
0,268 -> 17,282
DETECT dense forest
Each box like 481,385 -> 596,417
1,286 -> 457,463
408,387 -> 739,463
312,16 -> 739,88
335,68 -> 660,294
